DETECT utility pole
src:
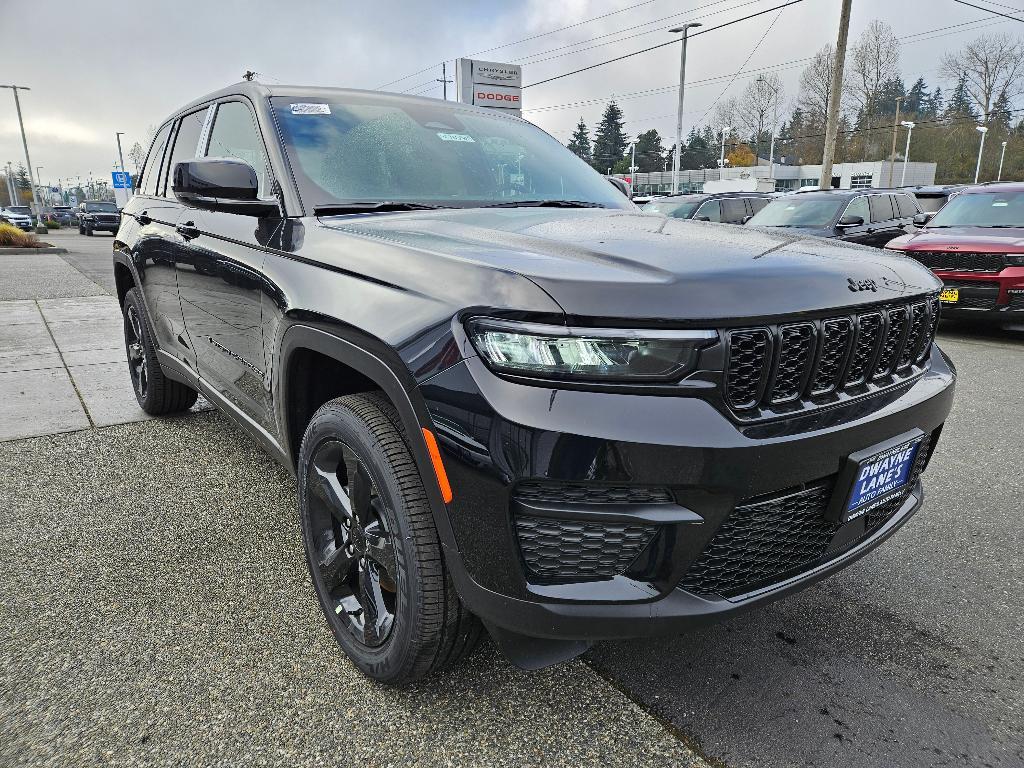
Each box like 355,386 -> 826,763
670,23 -> 702,194
819,0 -> 852,191
0,84 -> 48,233
887,96 -> 904,187
115,132 -> 126,172
436,62 -> 453,100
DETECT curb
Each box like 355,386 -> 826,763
0,246 -> 68,255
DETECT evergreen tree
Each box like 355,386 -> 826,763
592,101 -> 628,172
991,91 -> 1012,128
13,164 -> 31,191
566,118 -> 592,164
905,77 -> 929,116
944,75 -> 977,120
634,129 -> 666,172
927,87 -> 944,119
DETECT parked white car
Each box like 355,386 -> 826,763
1,206 -> 34,231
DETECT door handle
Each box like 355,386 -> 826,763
176,221 -> 200,240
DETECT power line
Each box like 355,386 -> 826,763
523,0 -> 805,90
951,0 -> 1024,21
379,0 -> 753,90
694,6 -> 786,126
532,17 -> 1003,131
513,0 -> 767,67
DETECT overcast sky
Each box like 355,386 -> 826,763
0,0 -> 1009,187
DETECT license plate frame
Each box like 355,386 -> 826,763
939,287 -> 959,303
826,429 -> 925,524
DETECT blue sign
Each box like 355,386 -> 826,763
112,171 -> 132,189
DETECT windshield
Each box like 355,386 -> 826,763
8,206 -> 30,215
747,197 -> 844,228
270,95 -> 628,210
926,191 -> 1024,227
85,202 -> 117,212
641,198 -> 701,218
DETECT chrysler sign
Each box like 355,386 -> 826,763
455,58 -> 522,115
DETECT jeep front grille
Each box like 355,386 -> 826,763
908,251 -> 1005,273
724,297 -> 938,417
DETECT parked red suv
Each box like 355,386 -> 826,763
886,183 -> 1024,322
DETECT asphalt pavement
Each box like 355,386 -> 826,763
1,229 -> 1021,767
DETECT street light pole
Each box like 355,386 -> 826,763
756,74 -> 781,188
719,126 -> 732,172
115,132 -> 126,172
975,125 -> 989,184
669,23 -> 702,194
899,122 -> 915,186
998,141 -> 1008,181
0,84 -> 47,233
887,96 -> 904,187
627,141 -> 637,195
36,166 -> 45,208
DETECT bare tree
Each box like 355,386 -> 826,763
940,33 -> 1024,120
798,45 -> 834,123
127,142 -> 146,175
716,73 -> 785,160
845,20 -> 900,122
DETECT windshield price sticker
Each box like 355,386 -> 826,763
436,132 -> 475,142
291,103 -> 331,115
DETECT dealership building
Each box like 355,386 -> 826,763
622,160 -> 938,196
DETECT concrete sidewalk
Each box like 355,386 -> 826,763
0,296 -> 191,441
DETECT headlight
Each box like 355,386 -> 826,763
1004,254 -> 1024,267
466,318 -> 716,382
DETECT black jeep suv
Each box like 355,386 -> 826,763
78,200 -> 120,235
112,83 -> 955,685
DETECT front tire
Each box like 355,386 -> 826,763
298,393 -> 481,685
122,288 -> 198,415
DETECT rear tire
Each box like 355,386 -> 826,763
298,393 -> 481,685
122,288 -> 198,415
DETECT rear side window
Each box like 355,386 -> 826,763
696,199 -> 721,222
748,197 -> 769,214
843,196 -> 870,223
205,101 -> 271,197
895,194 -> 919,218
721,198 -> 747,223
869,194 -> 894,223
161,107 -> 209,197
141,123 -> 172,196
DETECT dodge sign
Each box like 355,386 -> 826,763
455,58 -> 522,116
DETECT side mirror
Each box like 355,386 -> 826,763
912,212 -> 934,227
606,176 -> 633,199
742,215 -> 753,224
173,158 -> 277,216
837,214 -> 864,227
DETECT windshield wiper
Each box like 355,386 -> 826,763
480,200 -> 608,209
314,202 -> 449,215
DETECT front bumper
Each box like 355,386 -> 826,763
419,346 -> 955,640
936,268 -> 1024,320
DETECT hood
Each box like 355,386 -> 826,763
323,208 -> 941,322
888,226 -> 1024,253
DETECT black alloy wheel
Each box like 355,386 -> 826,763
306,437 -> 399,648
120,288 -> 198,415
125,303 -> 149,401
298,394 -> 482,684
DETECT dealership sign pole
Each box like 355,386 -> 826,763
455,59 -> 522,116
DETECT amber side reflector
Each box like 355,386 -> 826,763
421,428 -> 453,504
